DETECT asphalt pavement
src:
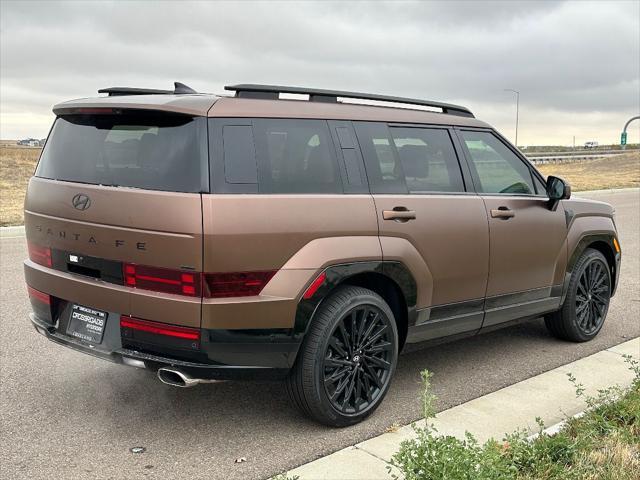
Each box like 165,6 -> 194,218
1,189 -> 638,480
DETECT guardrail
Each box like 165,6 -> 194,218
526,154 -> 622,165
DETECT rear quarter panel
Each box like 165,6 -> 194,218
201,194 -> 381,329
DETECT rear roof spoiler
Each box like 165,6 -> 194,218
98,82 -> 197,96
224,84 -> 474,118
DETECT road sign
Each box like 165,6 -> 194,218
621,132 -> 627,145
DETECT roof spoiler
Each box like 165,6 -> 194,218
224,84 -> 474,118
98,82 -> 197,96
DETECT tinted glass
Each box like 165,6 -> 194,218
461,131 -> 535,195
223,125 -> 257,184
389,127 -> 464,193
36,112 -> 206,192
254,119 -> 340,193
355,122 -> 408,194
355,122 -> 464,194
532,173 -> 547,196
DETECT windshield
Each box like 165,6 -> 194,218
36,111 -> 207,193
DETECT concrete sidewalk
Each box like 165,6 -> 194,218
285,338 -> 640,480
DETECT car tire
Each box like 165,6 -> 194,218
545,248 -> 611,342
286,285 -> 399,427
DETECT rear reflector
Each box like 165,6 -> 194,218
203,271 -> 276,298
120,316 -> 200,341
123,263 -> 201,297
302,272 -> 327,300
27,241 -> 52,267
27,285 -> 51,305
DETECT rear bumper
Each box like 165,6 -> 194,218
30,313 -> 292,380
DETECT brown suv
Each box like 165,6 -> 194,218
24,83 -> 621,426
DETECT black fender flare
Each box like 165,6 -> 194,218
292,261 -> 417,338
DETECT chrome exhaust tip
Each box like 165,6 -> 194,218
157,367 -> 200,388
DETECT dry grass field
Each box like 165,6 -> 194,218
537,151 -> 640,192
0,146 -> 638,227
0,145 -> 41,226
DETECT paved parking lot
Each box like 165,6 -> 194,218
1,189 -> 638,480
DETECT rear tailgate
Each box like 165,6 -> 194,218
24,109 -> 206,329
25,179 -> 203,327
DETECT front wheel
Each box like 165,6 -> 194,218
545,248 -> 611,342
286,286 -> 399,427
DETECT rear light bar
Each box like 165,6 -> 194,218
203,271 -> 276,298
120,316 -> 200,341
124,263 -> 201,297
27,285 -> 51,305
70,108 -> 119,115
27,241 -> 52,268
122,263 -> 276,299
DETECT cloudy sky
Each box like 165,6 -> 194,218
1,0 -> 638,145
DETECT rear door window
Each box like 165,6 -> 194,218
36,111 -> 208,193
389,127 -> 465,193
355,122 -> 465,194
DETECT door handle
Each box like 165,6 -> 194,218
491,207 -> 515,219
383,208 -> 416,222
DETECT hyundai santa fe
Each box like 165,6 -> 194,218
24,82 -> 621,426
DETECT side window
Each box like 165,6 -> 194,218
460,131 -> 535,195
389,127 -> 465,193
254,119 -> 342,194
354,122 -> 464,194
222,125 -> 257,184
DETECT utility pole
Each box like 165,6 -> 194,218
573,136 -> 575,150
504,89 -> 520,147
621,115 -> 639,150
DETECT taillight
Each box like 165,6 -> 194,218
123,263 -> 201,297
122,263 -> 276,299
27,285 -> 51,305
27,241 -> 52,268
203,271 -> 276,298
120,316 -> 200,341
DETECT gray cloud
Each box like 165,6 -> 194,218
1,0 -> 638,144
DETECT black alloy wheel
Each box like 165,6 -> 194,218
574,258 -> 610,335
286,285 -> 399,427
323,304 -> 394,415
545,248 -> 612,342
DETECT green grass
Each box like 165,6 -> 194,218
390,356 -> 640,480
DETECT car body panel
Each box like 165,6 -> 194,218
201,194 -> 379,330
24,88 -> 621,381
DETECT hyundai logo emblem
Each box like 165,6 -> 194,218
72,193 -> 91,211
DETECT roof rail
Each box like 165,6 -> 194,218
98,82 -> 197,96
224,84 -> 474,118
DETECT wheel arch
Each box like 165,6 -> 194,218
564,232 -> 620,302
293,261 -> 416,352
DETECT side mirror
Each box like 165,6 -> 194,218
546,175 -> 571,211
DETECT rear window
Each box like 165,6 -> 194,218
36,111 -> 208,193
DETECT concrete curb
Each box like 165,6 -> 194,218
283,338 -> 640,480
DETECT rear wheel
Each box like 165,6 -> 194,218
286,286 -> 398,427
545,248 -> 611,342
